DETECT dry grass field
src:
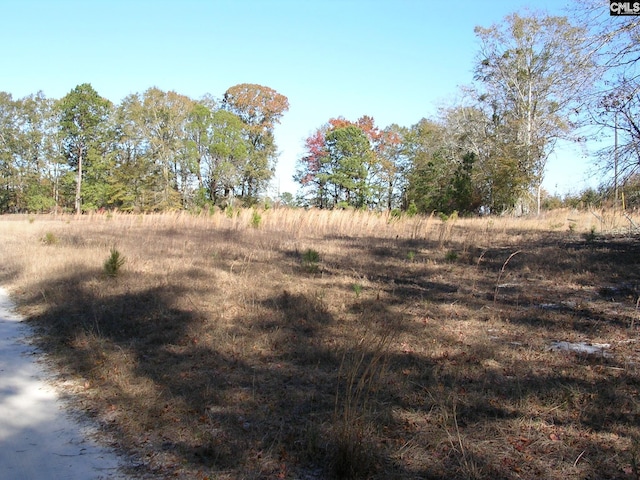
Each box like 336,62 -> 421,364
1,208 -> 639,479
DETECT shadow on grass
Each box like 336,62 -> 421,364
14,232 -> 640,479
19,271 -> 404,477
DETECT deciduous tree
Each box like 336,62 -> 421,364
222,84 -> 289,202
475,11 -> 594,214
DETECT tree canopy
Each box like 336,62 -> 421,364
0,83 -> 288,213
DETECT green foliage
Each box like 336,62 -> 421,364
278,191 -> 295,207
474,12 -> 593,213
542,193 -> 563,210
103,247 -> 126,277
302,248 -> 321,273
445,250 -> 459,262
390,208 -> 402,219
404,121 -> 479,215
449,152 -> 477,213
324,125 -> 373,208
41,232 -> 58,245
222,84 -> 289,200
26,192 -> 56,213
57,83 -> 112,215
623,175 -> 640,209
250,209 -> 262,228
406,201 -> 418,217
406,251 -> 416,262
352,283 -> 363,298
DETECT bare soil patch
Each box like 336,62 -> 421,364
0,210 -> 639,479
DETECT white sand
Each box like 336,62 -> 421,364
0,288 -> 130,479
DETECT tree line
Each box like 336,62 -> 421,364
296,5 -> 640,214
1,3 -> 639,215
0,83 -> 288,214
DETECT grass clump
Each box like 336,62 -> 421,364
331,326 -> 393,479
103,247 -> 126,277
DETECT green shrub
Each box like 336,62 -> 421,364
390,208 -> 402,218
250,210 -> 262,228
41,232 -> 58,245
445,250 -> 459,262
302,248 -> 320,273
104,248 -> 126,277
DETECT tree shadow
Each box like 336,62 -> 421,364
12,230 -> 640,479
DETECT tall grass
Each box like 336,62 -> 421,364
0,207 -> 639,479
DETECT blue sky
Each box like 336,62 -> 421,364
1,0 -> 602,197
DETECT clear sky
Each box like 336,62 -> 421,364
1,0 -> 602,198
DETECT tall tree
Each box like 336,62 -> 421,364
139,87 -> 194,208
222,84 -> 289,202
323,124 -> 372,208
110,93 -> 159,211
295,126 -> 330,208
475,11 -> 594,214
375,124 -> 409,211
57,83 -> 111,215
405,118 -> 454,213
185,103 -> 249,206
14,92 -> 60,212
206,109 -> 249,204
0,92 -> 18,212
296,116 -> 389,209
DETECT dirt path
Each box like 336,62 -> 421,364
0,287 -> 131,480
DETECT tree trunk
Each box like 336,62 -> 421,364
75,147 -> 82,216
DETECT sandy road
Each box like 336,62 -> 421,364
0,287 -> 131,479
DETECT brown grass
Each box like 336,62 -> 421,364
1,207 -> 639,479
